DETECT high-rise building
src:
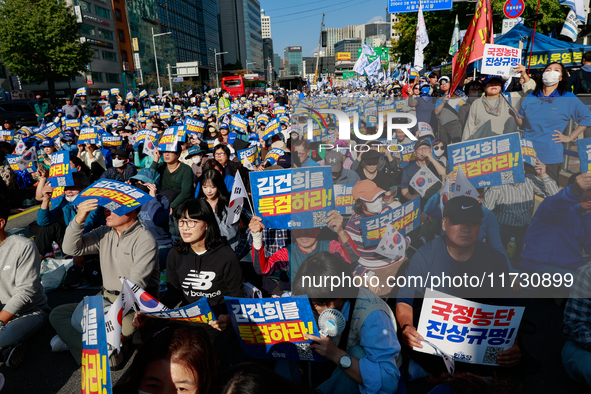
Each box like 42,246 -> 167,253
261,9 -> 271,39
273,53 -> 281,78
325,25 -> 356,57
387,13 -> 401,41
283,46 -> 302,76
362,21 -> 390,47
157,0 -> 220,81
334,38 -> 362,62
219,0 -> 264,75
262,38 -> 273,82
110,0 -> 135,91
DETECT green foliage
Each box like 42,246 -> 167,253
392,0 -> 569,68
0,0 -> 92,99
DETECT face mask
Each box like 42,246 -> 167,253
365,199 -> 382,214
433,146 -> 444,156
65,195 -> 77,203
542,70 -> 561,86
112,159 -> 125,168
36,98 -> 43,105
291,134 -> 299,141
224,93 -> 229,98
191,156 -> 201,165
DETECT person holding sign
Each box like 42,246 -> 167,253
77,142 -> 106,180
292,252 -> 401,394
400,140 -> 446,204
151,143 -> 195,210
396,196 -> 522,375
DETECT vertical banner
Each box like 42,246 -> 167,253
225,296 -> 323,362
48,151 -> 74,188
416,289 -> 524,366
81,295 -> 112,394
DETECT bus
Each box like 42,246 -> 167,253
221,75 -> 266,97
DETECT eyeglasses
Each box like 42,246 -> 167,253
178,219 -> 199,228
214,152 -> 226,157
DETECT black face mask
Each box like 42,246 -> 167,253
36,98 -> 43,105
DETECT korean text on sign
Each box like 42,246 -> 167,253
143,297 -> 215,324
359,198 -> 420,247
481,44 -> 521,77
73,179 -> 152,216
334,184 -> 355,215
225,296 -> 323,362
416,289 -> 524,366
48,151 -> 74,188
520,138 -> 537,167
81,295 -> 112,394
448,133 -> 525,188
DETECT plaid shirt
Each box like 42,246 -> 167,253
235,228 -> 291,260
563,262 -> 591,348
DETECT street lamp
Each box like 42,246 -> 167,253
212,49 -> 227,90
152,27 -> 172,93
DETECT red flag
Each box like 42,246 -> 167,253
450,0 -> 494,94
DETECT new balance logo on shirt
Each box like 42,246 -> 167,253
182,270 -> 215,291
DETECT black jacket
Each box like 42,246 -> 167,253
162,243 -> 243,317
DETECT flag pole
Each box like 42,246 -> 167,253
527,0 -> 542,73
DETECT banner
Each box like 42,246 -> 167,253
135,129 -> 159,144
359,198 -> 420,247
73,179 -> 152,215
225,296 -> 323,362
65,118 -> 81,130
448,133 -> 525,188
399,142 -> 417,168
416,288 -> 524,365
81,295 -> 112,394
481,44 -> 521,78
336,52 -> 351,61
6,154 -> 37,174
237,145 -> 260,166
48,151 -> 74,188
158,127 -> 179,152
143,297 -> 215,323
0,129 -> 13,142
78,127 -> 101,145
101,135 -> 123,148
102,105 -> 112,118
263,148 -> 284,165
334,184 -> 355,215
38,122 -> 62,139
110,88 -> 120,96
520,138 -> 538,167
273,106 -> 287,116
76,87 -> 87,97
230,114 -> 249,133
261,118 -> 281,141
249,167 -> 335,229
184,118 -> 206,136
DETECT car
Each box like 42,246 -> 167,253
0,101 -> 39,126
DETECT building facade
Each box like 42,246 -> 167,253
334,38 -> 362,62
283,46 -> 302,76
261,10 -> 271,39
262,38 -> 273,82
111,0 -> 135,91
273,53 -> 281,78
218,0 -> 264,76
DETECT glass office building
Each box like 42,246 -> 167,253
284,46 -> 302,76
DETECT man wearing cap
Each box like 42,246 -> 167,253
100,148 -> 137,182
400,139 -> 446,203
185,146 -> 206,177
355,149 -> 397,193
74,95 -> 94,117
60,134 -> 77,153
325,151 -> 360,185
396,196 -> 522,373
434,76 -> 462,144
61,97 -> 81,119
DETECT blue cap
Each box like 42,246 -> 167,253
481,75 -> 503,84
249,133 -> 258,140
65,127 -> 74,131
56,109 -> 64,114
62,134 -> 74,141
186,146 -> 204,157
220,122 -> 229,129
420,86 -> 431,95
40,138 -> 54,147
228,132 -> 237,144
130,168 -> 160,185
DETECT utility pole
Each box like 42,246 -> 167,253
314,13 -> 325,85
213,49 -> 228,90
167,64 -> 173,93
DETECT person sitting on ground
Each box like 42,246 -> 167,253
100,148 -> 137,182
151,142 -> 194,211
400,139 -> 447,204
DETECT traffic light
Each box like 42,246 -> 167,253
321,31 -> 327,48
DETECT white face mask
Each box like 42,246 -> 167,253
112,159 -> 125,168
191,156 -> 201,165
65,195 -> 77,203
224,93 -> 229,98
542,70 -> 561,86
365,199 -> 383,214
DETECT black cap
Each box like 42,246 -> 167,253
414,139 -> 431,151
443,196 -> 483,225
112,148 -> 128,159
361,149 -> 380,165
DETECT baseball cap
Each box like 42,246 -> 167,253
361,149 -> 380,165
352,180 -> 385,202
112,148 -> 128,159
220,123 -> 229,129
62,134 -> 73,141
481,75 -> 504,84
324,151 -> 344,173
414,139 -> 432,151
443,195 -> 483,225
438,76 -> 450,84
130,168 -> 160,186
186,146 -> 204,158
40,139 -> 55,147
276,155 -> 292,169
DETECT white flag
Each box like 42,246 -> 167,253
376,225 -> 407,261
454,164 -> 479,200
14,138 -> 26,154
364,56 -> 382,77
414,5 -> 429,72
226,171 -> 248,226
410,165 -> 440,197
440,176 -> 452,217
561,10 -> 581,42
353,54 -> 370,75
361,44 -> 376,57
242,156 -> 255,171
16,146 -> 38,170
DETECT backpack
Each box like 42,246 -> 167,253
579,70 -> 591,94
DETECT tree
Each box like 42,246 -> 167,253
0,0 -> 93,104
392,0 -> 569,69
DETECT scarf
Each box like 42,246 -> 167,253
482,97 -> 501,116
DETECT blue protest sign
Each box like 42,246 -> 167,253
520,138 -> 538,167
225,296 -> 323,362
237,145 -> 260,166
101,134 -> 123,148
184,117 -> 206,136
142,297 -> 216,324
261,118 -> 281,141
230,114 -> 249,133
48,151 -> 74,188
263,148 -> 284,165
448,133 -> 525,188
37,122 -> 62,139
334,184 -> 356,215
78,127 -> 102,145
359,198 -> 420,247
73,179 -> 152,215
6,154 -> 37,175
158,127 -> 179,151
81,295 -> 112,394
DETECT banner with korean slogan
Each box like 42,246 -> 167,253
0,129 -> 13,142
230,114 -> 249,133
81,295 -> 113,394
135,129 -> 159,144
78,127 -> 102,145
159,111 -> 171,121
399,143 -> 417,168
264,148 -> 284,165
520,138 -> 537,167
416,288 -> 524,366
448,133 -> 525,188
101,135 -> 123,148
102,104 -> 112,118
48,151 -> 74,188
261,118 -> 281,141
73,179 -> 152,216
481,44 -> 521,78
274,106 -> 286,116
6,154 -> 37,174
334,184 -> 355,215
577,137 -> 591,173
143,297 -> 215,324
184,117 -> 206,136
359,198 -> 420,247
110,88 -> 120,96
225,296 -> 324,362
410,166 -> 441,197
237,145 -> 260,166
249,167 -> 335,230
76,87 -> 87,97
38,122 -> 62,139
65,118 -> 81,130
158,128 -> 179,151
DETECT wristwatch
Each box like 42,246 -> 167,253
339,354 -> 352,370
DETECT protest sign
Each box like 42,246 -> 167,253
78,127 -> 101,145
159,112 -> 171,121
184,117 -> 206,136
0,129 -> 13,142
416,288 -> 524,366
481,44 -> 521,77
6,154 -> 37,175
399,142 -> 417,168
261,118 -> 281,141
409,166 -> 441,197
102,104 -> 112,118
448,133 -> 525,188
73,179 -> 152,215
520,138 -> 538,167
76,87 -> 87,96
577,137 -> 591,173
48,151 -> 74,188
256,114 -> 270,125
237,145 -> 260,166
143,297 -> 215,324
274,106 -> 287,116
65,118 -> 81,130
359,198 -> 420,247
230,114 -> 249,133
135,129 -> 159,144
263,148 -> 284,165
81,295 -> 112,394
101,135 -> 123,148
38,122 -> 62,139
334,184 -> 355,215
158,127 -> 179,151
225,296 -> 323,362
110,88 -> 120,96
249,167 -> 334,229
